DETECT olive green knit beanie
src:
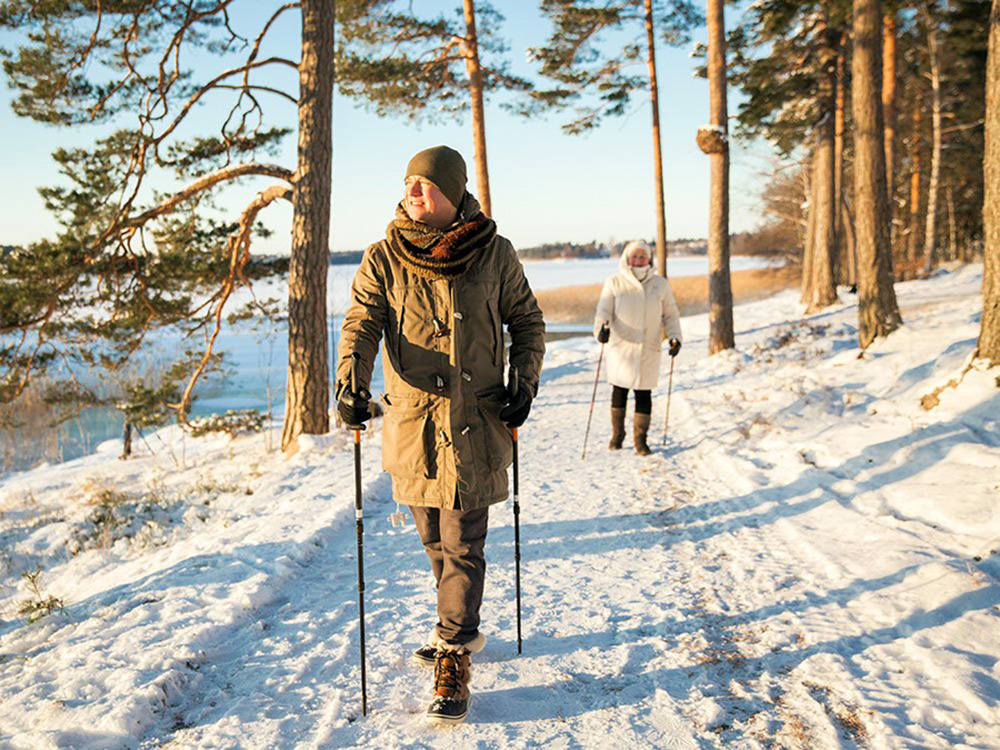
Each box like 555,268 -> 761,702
405,146 -> 467,208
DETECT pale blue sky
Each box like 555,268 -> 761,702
0,2 -> 772,255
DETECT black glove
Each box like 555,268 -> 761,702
668,339 -> 681,357
337,380 -> 372,429
499,386 -> 532,428
597,323 -> 610,344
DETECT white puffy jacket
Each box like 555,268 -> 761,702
593,248 -> 683,391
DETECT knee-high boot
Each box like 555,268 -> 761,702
609,407 -> 626,450
634,413 -> 652,456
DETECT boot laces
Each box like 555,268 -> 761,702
433,651 -> 465,695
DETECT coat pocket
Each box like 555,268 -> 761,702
382,395 -> 434,479
474,391 -> 513,474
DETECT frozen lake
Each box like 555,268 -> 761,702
10,255 -> 777,471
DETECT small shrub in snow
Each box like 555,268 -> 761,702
189,410 -> 265,439
17,567 -> 65,623
67,486 -> 182,556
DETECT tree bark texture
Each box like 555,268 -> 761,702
947,182 -> 957,260
463,0 -> 492,217
907,94 -> 923,268
644,0 -> 669,278
282,0 -> 334,451
706,0 -> 734,354
883,12 -> 897,213
922,10 -> 942,276
835,36 -> 853,285
806,20 -> 839,313
802,149 -> 818,303
852,0 -> 903,349
978,0 -> 1000,363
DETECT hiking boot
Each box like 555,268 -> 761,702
634,413 -> 652,456
609,407 -> 626,450
413,643 -> 438,666
426,645 -> 472,725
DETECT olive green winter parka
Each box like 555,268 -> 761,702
337,231 -> 545,510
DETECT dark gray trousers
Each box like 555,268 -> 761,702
408,505 -> 489,645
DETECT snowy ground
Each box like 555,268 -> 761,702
1,265 -> 998,749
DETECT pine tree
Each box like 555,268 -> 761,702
335,1 -> 529,217
852,0 -> 903,348
702,0 -> 734,353
0,1 -> 332,451
526,0 -> 703,278
729,0 -> 850,312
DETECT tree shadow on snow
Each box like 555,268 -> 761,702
472,577 -> 1000,744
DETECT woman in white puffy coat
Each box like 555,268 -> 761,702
593,241 -> 683,455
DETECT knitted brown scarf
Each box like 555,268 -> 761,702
386,193 -> 497,280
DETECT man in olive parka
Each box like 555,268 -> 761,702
336,145 -> 545,724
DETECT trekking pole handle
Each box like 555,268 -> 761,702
350,352 -> 360,397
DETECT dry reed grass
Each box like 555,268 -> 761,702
535,264 -> 800,324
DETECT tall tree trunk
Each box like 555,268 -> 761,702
462,0 -> 491,217
282,0 -> 333,451
947,182 -> 958,260
802,149 -> 818,303
853,0 -> 903,348
842,191 -> 859,284
835,34 -> 850,284
978,0 -> 1000,363
906,94 -> 923,271
806,20 -> 839,313
922,8 -> 942,276
706,0 -> 733,354
644,0 -> 668,278
883,12 -> 897,214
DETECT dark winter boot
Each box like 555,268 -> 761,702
609,407 -> 626,450
413,643 -> 437,666
426,645 -> 472,725
634,413 -> 652,456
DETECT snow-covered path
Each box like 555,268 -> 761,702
1,266 -> 998,748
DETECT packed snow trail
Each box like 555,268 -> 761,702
1,266 -> 998,748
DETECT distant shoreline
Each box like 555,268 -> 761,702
535,264 -> 799,325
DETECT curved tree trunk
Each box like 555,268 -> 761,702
978,0 -> 1000,363
462,0 -> 492,217
853,0 -> 903,348
282,0 -> 333,451
706,0 -> 733,354
644,0 -> 669,278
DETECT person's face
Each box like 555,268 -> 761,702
404,176 -> 458,228
628,249 -> 651,267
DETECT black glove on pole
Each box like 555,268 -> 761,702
500,377 -> 532,428
668,338 -> 681,357
350,353 -> 368,716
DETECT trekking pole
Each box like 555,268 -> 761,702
510,366 -> 523,654
350,352 -> 368,717
661,353 -> 676,446
581,341 -> 605,460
